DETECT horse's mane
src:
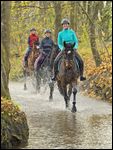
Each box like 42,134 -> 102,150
28,43 -> 40,71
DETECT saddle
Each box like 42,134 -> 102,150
34,52 -> 51,71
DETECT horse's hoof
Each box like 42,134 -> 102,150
49,98 -> 53,101
66,104 -> 69,108
37,88 -> 40,93
24,86 -> 27,90
37,90 -> 40,93
65,101 -> 70,108
49,96 -> 53,101
71,107 -> 77,113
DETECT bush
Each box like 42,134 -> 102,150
1,97 -> 29,149
81,55 -> 112,103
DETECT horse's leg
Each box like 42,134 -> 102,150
66,84 -> 72,108
71,82 -> 77,112
63,85 -> 69,108
36,70 -> 41,93
47,70 -> 54,101
49,80 -> 54,101
68,84 -> 72,100
23,68 -> 27,90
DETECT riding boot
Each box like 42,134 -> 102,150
51,63 -> 58,81
51,51 -> 63,81
24,47 -> 31,68
79,62 -> 86,81
24,60 -> 28,68
23,55 -> 28,68
75,51 -> 86,81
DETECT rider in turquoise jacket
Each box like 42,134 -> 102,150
52,18 -> 86,81
58,28 -> 78,51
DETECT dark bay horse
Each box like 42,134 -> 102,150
23,43 -> 40,90
56,42 -> 80,112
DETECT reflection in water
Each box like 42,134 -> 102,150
9,82 -> 112,149
24,111 -> 112,149
87,114 -> 112,148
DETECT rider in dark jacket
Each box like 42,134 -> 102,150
40,29 -> 55,55
34,29 -> 55,70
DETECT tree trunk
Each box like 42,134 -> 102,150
88,1 -> 102,67
1,1 -> 11,98
53,1 -> 62,43
70,2 -> 75,30
89,23 -> 102,67
104,1 -> 112,40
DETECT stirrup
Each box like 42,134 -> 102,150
80,76 -> 86,81
51,74 -> 56,81
51,77 -> 56,81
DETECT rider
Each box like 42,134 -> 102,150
34,29 -> 55,70
23,28 -> 39,67
52,18 -> 86,81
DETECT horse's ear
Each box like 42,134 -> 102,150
63,41 -> 66,47
72,42 -> 75,48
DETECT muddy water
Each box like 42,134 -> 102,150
9,81 -> 112,149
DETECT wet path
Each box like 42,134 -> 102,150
9,81 -> 112,149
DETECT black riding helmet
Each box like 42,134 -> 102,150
44,29 -> 52,34
61,18 -> 70,25
30,28 -> 36,32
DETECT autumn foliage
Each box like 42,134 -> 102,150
81,53 -> 112,102
1,97 -> 29,149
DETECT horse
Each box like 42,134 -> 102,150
23,42 -> 40,91
56,42 -> 80,112
33,45 -> 59,100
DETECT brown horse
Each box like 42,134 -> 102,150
56,42 -> 80,112
23,43 -> 40,90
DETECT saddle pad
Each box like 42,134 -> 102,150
58,57 -> 80,73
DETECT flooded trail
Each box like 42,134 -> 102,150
9,81 -> 112,149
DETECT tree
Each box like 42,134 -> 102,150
70,1 -> 75,30
1,1 -> 11,98
88,1 -> 102,67
53,1 -> 62,43
1,4 -> 29,149
98,1 -> 112,41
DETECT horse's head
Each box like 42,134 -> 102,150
32,41 -> 40,56
28,42 -> 40,67
63,41 -> 75,69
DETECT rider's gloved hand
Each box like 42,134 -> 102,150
36,45 -> 40,49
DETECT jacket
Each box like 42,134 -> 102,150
28,33 -> 39,47
58,28 -> 78,51
40,37 -> 55,55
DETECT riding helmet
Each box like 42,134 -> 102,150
44,29 -> 52,34
30,28 -> 36,32
61,18 -> 70,25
